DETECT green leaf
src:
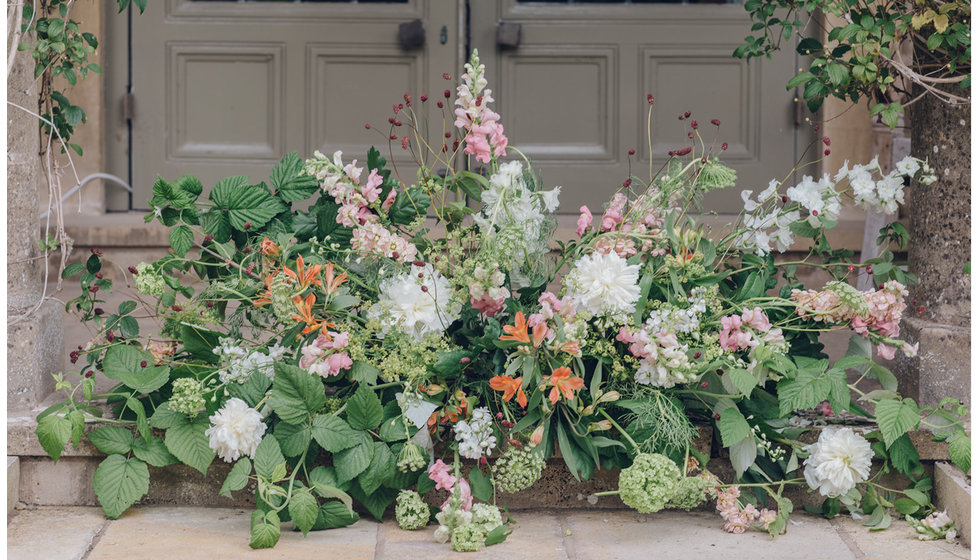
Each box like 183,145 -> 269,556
454,172 -> 485,202
826,368 -> 849,414
131,436 -> 178,467
484,525 -> 513,546
61,262 -> 85,279
777,369 -> 831,415
358,442 -> 395,495
718,407 -> 752,447
786,71 -> 815,89
388,187 -> 431,225
164,415 -> 216,475
250,510 -> 281,549
469,468 -> 492,502
379,415 -> 408,443
271,152 -> 318,202
826,63 -> 849,86
887,433 -> 920,475
864,505 -> 892,530
311,415 -> 360,453
729,434 -> 759,478
86,426 -> 135,455
209,177 -> 287,231
894,497 -> 920,515
289,487 -> 319,536
149,402 -> 185,429
309,465 -> 352,495
274,422 -> 312,458
118,366 -> 171,395
226,370 -> 273,408
254,435 -> 286,480
270,362 -> 326,425
874,398 -> 920,448
169,225 -> 194,257
348,480 -> 396,522
180,324 -> 221,365
219,458 -> 252,498
728,368 -> 756,398
869,362 -> 898,392
93,455 -> 150,519
347,384 -> 384,431
311,502 -> 359,530
102,344 -> 155,380
201,210 -> 232,243
47,18 -> 64,37
948,434 -> 971,473
334,440 -> 374,483
349,361 -> 379,385
555,422 -> 592,481
63,105 -> 84,127
68,410 -> 85,448
35,414 -> 72,462
927,32 -> 943,50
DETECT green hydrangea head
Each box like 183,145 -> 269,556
134,262 -> 167,297
395,490 -> 430,531
450,522 -> 486,552
491,445 -> 546,494
168,377 -> 205,417
469,503 -> 502,534
618,453 -> 681,514
667,476 -> 709,511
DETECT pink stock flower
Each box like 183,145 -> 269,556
740,307 -> 771,332
875,343 -> 897,360
576,206 -> 593,235
360,169 -> 383,203
382,189 -> 397,212
470,295 -> 504,317
428,459 -> 456,491
759,508 -> 777,529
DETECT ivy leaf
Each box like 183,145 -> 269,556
270,363 -> 326,425
311,415 -> 360,453
271,151 -> 318,202
288,487 -> 319,536
209,176 -> 287,231
164,415 -> 216,475
254,435 -> 286,480
169,225 -> 194,258
219,457 -> 252,498
874,398 -> 920,448
86,426 -> 135,455
718,407 -> 752,447
131,436 -> 178,467
93,455 -> 150,519
346,385 -> 383,431
250,510 -> 281,549
35,414 -> 72,462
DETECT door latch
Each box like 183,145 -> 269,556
497,21 -> 521,50
398,19 -> 425,50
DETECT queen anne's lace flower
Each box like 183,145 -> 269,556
564,251 -> 641,318
491,445 -> 546,493
618,453 -> 682,513
395,490 -> 430,530
454,407 -> 497,459
205,398 -> 266,463
803,427 -> 873,497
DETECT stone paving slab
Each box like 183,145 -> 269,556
5,506 -> 970,560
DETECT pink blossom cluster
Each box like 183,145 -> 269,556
298,331 -> 353,378
351,221 -> 418,263
579,192 -> 667,259
454,56 -> 507,164
791,280 -> 912,359
714,485 -> 777,534
526,292 -> 582,356
617,325 -> 681,365
468,266 -> 508,317
428,459 -> 473,511
717,307 -> 781,352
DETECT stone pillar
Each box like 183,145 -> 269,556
895,87 -> 970,408
7,34 -> 63,410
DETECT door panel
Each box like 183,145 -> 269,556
470,0 -> 804,214
109,0 -> 460,210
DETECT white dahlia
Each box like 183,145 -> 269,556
803,427 -> 873,497
564,251 -> 641,317
205,397 -> 266,463
372,264 -> 461,341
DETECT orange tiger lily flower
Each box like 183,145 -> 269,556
548,366 -> 585,405
499,311 -> 531,344
284,255 -> 322,291
323,262 -> 348,295
291,293 -> 333,335
489,375 -> 528,408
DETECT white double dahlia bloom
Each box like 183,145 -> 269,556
803,427 -> 873,497
564,251 -> 641,318
206,398 -> 266,463
371,264 -> 461,341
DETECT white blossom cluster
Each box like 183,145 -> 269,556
645,287 -> 709,336
370,263 -> 461,342
454,407 -> 497,459
737,180 -> 799,256
836,155 -> 936,215
786,173 -> 842,227
213,338 -> 287,383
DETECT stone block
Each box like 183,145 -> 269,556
8,456 -> 20,515
895,316 -> 971,408
934,462 -> 971,547
7,506 -> 107,560
7,300 -> 64,409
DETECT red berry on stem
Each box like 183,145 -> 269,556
721,142 -> 728,150
628,148 -> 636,156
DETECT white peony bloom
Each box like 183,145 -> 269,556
206,398 -> 266,463
564,251 -> 641,317
372,264 -> 461,341
803,427 -> 873,497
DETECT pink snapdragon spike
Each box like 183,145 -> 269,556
454,50 -> 508,164
441,478 -> 473,512
576,206 -> 593,235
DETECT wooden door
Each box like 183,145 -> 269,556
469,0 -> 806,214
106,0 -> 462,210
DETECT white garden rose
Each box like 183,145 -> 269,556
564,251 -> 641,317
803,427 -> 873,497
205,397 -> 266,463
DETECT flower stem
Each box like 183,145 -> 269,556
598,408 -> 640,453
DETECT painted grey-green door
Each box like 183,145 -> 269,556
106,0 -> 462,210
469,0 -> 805,213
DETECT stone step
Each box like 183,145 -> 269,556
8,456 -> 20,516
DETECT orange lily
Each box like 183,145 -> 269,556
557,339 -> 582,357
499,311 -> 531,344
323,262 -> 348,295
531,322 -> 549,348
548,366 -> 585,405
291,294 -> 334,335
284,255 -> 322,291
489,375 -> 528,408
253,273 -> 277,307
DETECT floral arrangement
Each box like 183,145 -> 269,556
39,51 -> 969,550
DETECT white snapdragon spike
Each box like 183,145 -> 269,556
371,264 -> 461,342
206,398 -> 266,463
803,427 -> 873,497
454,407 -> 497,459
564,251 -> 641,318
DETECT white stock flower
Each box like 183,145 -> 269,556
454,407 -> 497,459
803,427 -> 873,497
372,264 -> 461,341
564,251 -> 641,317
206,398 -> 266,463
